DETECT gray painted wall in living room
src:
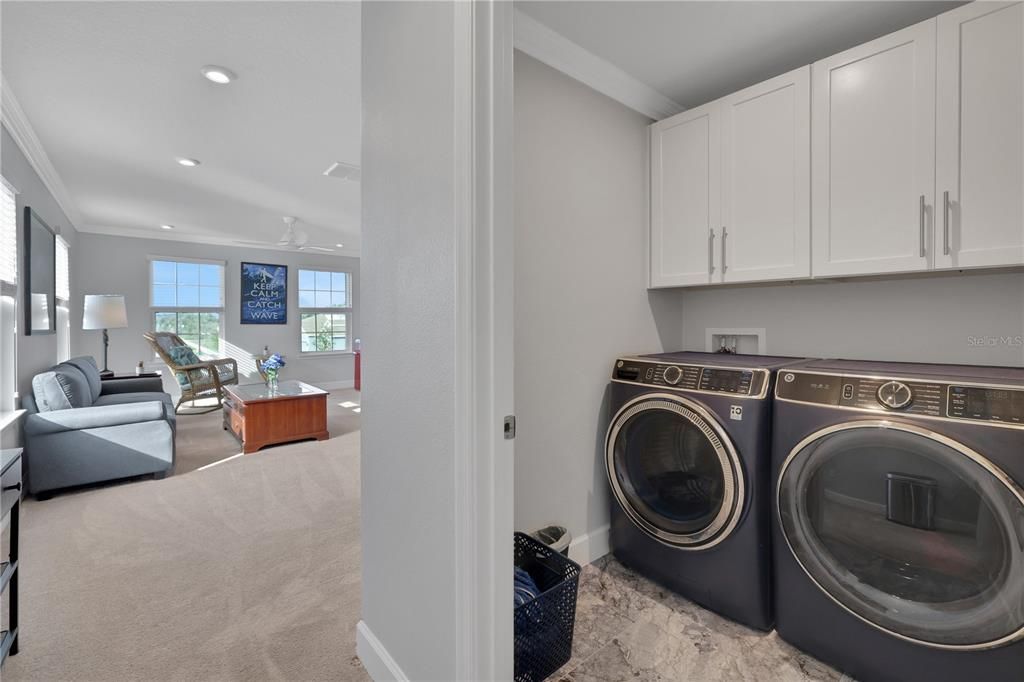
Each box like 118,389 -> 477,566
513,53 -> 683,560
1,124 -> 81,401
74,232 -> 359,395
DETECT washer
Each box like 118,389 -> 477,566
606,351 -> 804,631
773,359 -> 1024,682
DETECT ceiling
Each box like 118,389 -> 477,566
1,1 -> 361,254
517,1 -> 966,109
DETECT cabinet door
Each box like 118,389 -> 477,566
812,20 -> 936,277
649,102 -> 720,287
936,2 -> 1024,269
720,66 -> 810,283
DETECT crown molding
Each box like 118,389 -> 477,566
513,10 -> 684,121
1,74 -> 85,230
78,222 -> 362,259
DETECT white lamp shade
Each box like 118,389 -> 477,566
82,294 -> 128,330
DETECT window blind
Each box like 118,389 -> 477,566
0,178 -> 17,285
56,236 -> 70,301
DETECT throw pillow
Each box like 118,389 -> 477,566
32,371 -> 73,412
169,345 -> 200,367
169,346 -> 201,387
52,364 -> 92,408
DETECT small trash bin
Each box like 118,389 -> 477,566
514,532 -> 581,682
531,525 -> 571,557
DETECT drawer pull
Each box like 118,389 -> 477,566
2,483 -> 21,492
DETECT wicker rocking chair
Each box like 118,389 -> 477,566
144,331 -> 239,414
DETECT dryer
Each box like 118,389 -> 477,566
606,351 -> 803,631
773,359 -> 1024,681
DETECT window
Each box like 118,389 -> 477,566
0,177 -> 18,412
55,236 -> 71,362
55,236 -> 70,301
150,259 -> 224,357
0,178 -> 15,286
298,269 -> 351,352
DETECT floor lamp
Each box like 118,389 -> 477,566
82,294 -> 128,377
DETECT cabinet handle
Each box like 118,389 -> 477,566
721,227 -> 728,275
919,195 -> 926,258
943,190 -> 950,256
2,482 -> 21,492
707,228 -> 715,274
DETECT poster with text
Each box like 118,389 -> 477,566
241,262 -> 287,324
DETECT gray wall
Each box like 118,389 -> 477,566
360,2 -> 459,679
1,124 -> 81,399
678,272 -> 1024,366
74,232 -> 359,393
513,53 -> 683,557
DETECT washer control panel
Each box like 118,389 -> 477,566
948,386 -> 1024,425
612,358 -> 765,397
777,371 -> 1024,425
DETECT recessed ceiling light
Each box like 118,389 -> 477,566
176,157 -> 200,167
336,243 -> 344,248
201,65 -> 236,84
160,224 -> 174,230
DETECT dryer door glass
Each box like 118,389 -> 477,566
607,395 -> 743,548
778,422 -> 1024,649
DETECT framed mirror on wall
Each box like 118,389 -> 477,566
24,207 -> 56,335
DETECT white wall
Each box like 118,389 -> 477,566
678,272 -> 1024,366
359,2 -> 460,679
74,232 -> 359,393
1,123 -> 81,400
513,53 -> 683,562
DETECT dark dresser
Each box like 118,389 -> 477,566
1,448 -> 21,665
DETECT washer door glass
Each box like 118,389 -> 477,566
607,395 -> 743,548
777,422 -> 1024,649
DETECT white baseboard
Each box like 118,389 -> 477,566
568,524 -> 610,566
357,620 -> 409,682
315,379 -> 355,390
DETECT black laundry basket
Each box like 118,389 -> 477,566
514,532 -> 581,682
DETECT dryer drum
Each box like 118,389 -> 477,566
777,421 -> 1024,650
606,393 -> 745,550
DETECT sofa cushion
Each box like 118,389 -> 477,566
31,372 -> 74,412
64,356 -> 103,402
51,363 -> 93,408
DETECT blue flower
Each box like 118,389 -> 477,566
261,352 -> 286,371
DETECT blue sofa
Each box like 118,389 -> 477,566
23,356 -> 176,497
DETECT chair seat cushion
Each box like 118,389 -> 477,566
176,364 -> 236,390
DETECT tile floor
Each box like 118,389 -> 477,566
558,555 -> 852,681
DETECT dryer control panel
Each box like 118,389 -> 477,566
612,358 -> 767,398
776,371 -> 1024,426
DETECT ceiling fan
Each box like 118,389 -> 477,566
235,216 -> 336,252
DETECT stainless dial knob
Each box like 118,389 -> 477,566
877,381 -> 913,409
663,365 -> 682,385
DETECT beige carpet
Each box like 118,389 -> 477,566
4,391 -> 369,682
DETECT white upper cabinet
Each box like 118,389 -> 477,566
720,66 -> 811,283
812,20 -> 937,277
649,101 -> 720,287
935,1 -> 1024,269
648,1 -> 1022,289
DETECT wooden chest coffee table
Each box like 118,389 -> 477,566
223,380 -> 329,453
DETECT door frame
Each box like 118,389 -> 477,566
453,1 -> 515,679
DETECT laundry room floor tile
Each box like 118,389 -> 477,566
558,556 -> 852,682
